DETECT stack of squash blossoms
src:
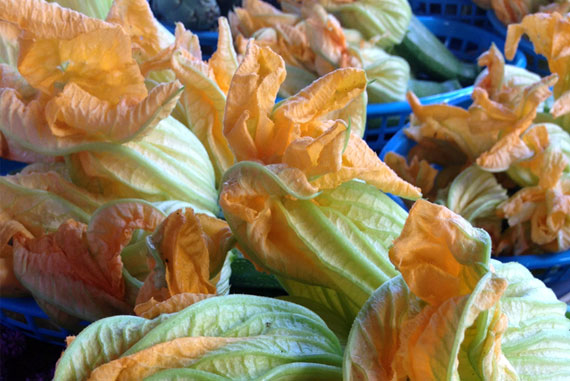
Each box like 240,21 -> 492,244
385,11 -> 570,256
0,1 -> 568,380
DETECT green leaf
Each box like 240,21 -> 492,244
356,47 -> 409,103
278,280 -> 359,343
221,163 -> 405,334
146,363 -> 343,381
253,362 -> 342,380
186,335 -> 342,378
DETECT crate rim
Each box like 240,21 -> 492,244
368,16 -> 526,116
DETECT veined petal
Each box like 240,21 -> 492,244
389,200 -> 491,305
44,81 -> 182,141
0,0 -> 112,39
312,135 -> 421,199
18,27 -> 147,103
272,67 -> 366,139
209,17 -> 239,95
223,42 -> 286,162
0,20 -> 19,66
106,0 -> 161,60
171,48 -> 234,181
282,120 -> 346,178
86,200 -> 166,298
134,294 -> 214,319
1,82 -> 182,155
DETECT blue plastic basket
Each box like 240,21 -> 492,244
409,0 -> 493,29
0,297 -> 75,346
487,10 -> 550,76
364,16 -> 527,153
380,128 -> 570,299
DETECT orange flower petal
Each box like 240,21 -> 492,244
134,294 -> 214,319
44,81 -> 182,141
311,135 -> 422,199
223,42 -> 286,162
18,27 -> 147,103
106,0 -> 161,60
0,0 -> 112,40
87,201 -> 166,298
389,199 -> 491,305
209,17 -> 239,94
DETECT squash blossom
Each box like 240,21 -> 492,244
54,295 -> 344,380
0,0 -> 220,216
219,42 -> 420,335
344,200 -> 570,380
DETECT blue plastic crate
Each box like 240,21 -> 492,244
0,297 -> 74,347
409,0 -> 493,29
364,16 -> 527,153
380,128 -> 570,299
487,10 -> 550,76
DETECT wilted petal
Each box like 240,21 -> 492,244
18,27 -> 147,103
106,0 -> 161,60
209,17 -> 239,94
312,135 -> 422,199
282,120 -> 346,178
134,294 -> 214,319
224,42 -> 286,162
389,200 -> 491,305
0,0 -> 112,40
44,81 -> 182,141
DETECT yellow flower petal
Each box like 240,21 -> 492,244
0,0 -> 111,40
312,135 -> 422,199
44,81 -> 182,141
389,199 -> 491,305
505,12 -> 570,98
272,67 -> 366,139
282,120 -> 346,178
223,42 -> 286,162
18,27 -> 147,103
475,114 -> 536,172
384,152 -> 438,196
171,48 -> 235,181
196,213 -> 234,276
87,201 -> 166,298
209,17 -> 239,95
134,294 -> 214,319
106,0 -> 161,60
155,209 -> 216,296
140,23 -> 201,76
0,210 -> 32,296
88,336 -> 238,380
1,81 -> 182,155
